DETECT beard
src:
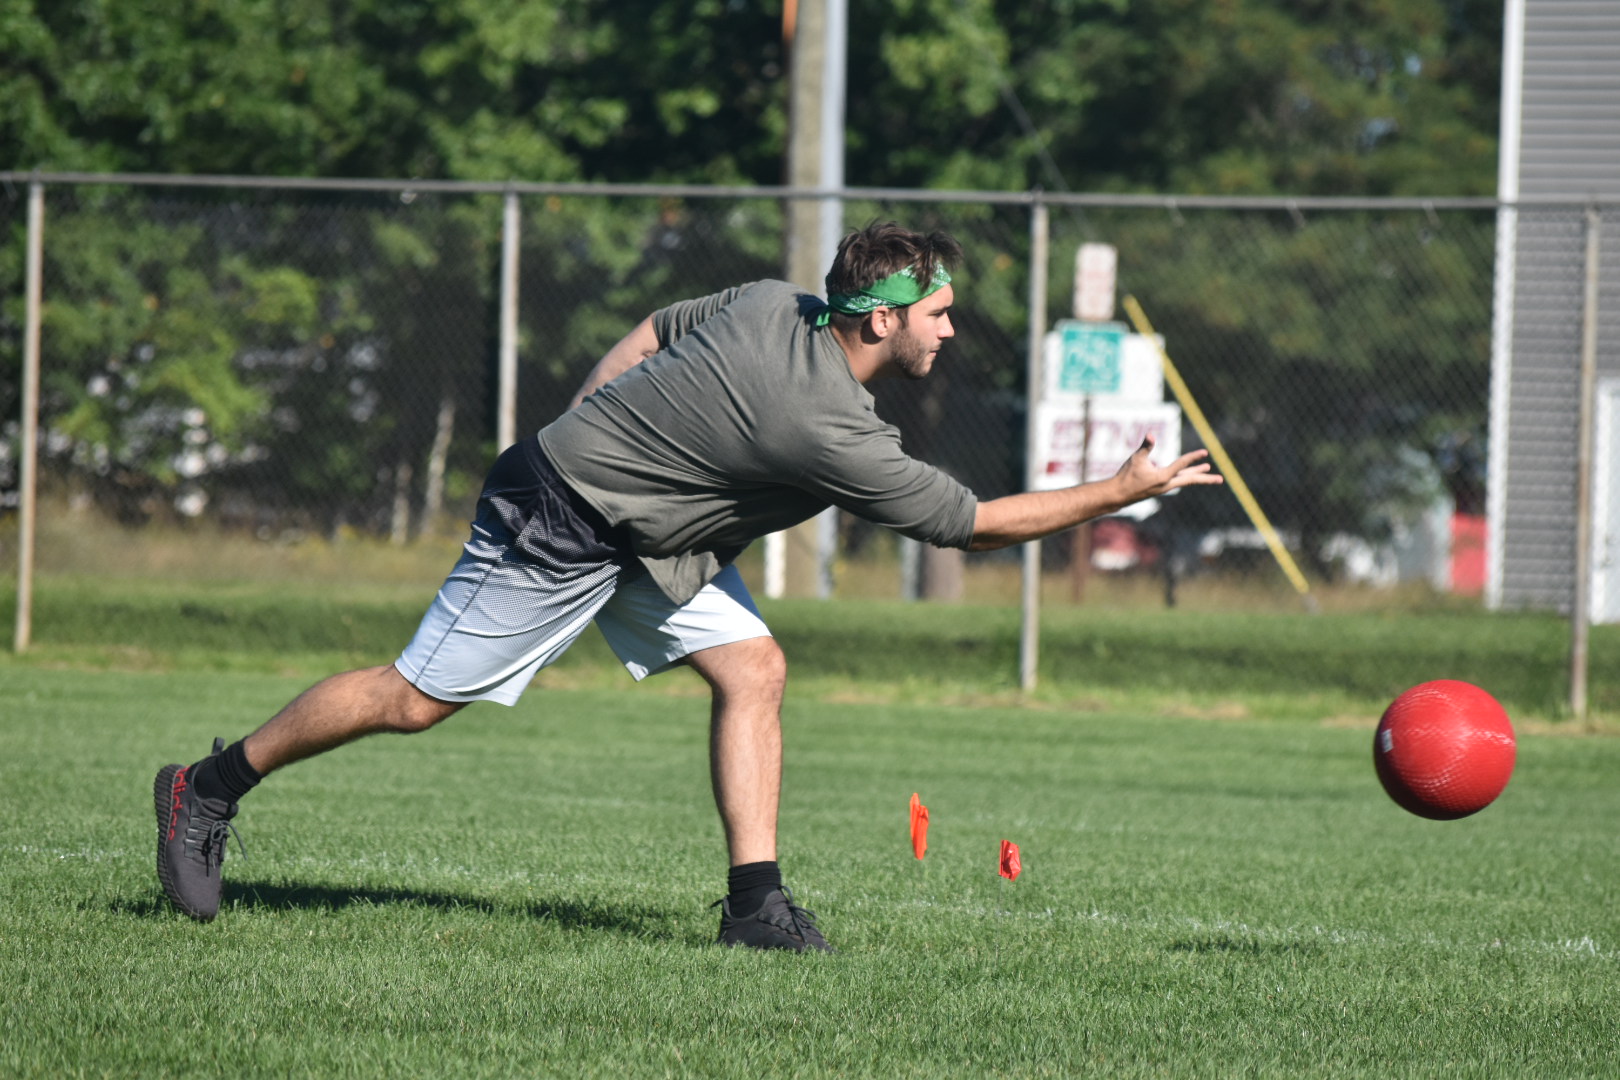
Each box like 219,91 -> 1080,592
890,325 -> 935,380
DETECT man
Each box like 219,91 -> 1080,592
154,222 -> 1221,951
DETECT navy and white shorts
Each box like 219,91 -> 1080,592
394,439 -> 770,706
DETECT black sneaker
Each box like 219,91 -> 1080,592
154,738 -> 244,922
713,886 -> 834,953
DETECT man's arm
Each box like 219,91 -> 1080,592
970,437 -> 1222,551
567,315 -> 661,410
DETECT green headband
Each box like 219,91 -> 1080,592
815,263 -> 952,326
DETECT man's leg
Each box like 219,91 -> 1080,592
242,664 -> 463,775
155,436 -> 632,923
155,665 -> 462,922
685,637 -> 786,867
686,637 -> 829,952
591,568 -> 831,951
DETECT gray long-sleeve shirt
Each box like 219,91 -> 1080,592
538,280 -> 979,604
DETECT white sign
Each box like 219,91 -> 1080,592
1074,243 -> 1117,321
1030,400 -> 1183,493
1044,330 -> 1165,403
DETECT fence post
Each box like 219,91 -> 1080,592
1020,198 -> 1049,691
15,182 -> 44,654
497,189 -> 521,451
899,536 -> 920,600
1570,204 -> 1601,722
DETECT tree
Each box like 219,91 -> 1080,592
1,1 -> 797,529
0,0 -> 1502,547
845,0 -> 1499,197
843,0 -> 1501,568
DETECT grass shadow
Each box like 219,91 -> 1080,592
110,880 -> 688,941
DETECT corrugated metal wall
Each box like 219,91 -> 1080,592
1496,1 -> 1620,612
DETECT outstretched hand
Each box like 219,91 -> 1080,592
1113,435 -> 1223,504
969,434 -> 1224,550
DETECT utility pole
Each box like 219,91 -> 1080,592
772,0 -> 846,598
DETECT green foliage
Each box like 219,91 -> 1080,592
38,201 -> 267,499
1081,205 -> 1497,550
1,0 -> 1500,192
0,0 -> 788,182
515,195 -> 785,417
5,186 -> 508,525
837,0 -> 1500,195
0,0 -> 1503,535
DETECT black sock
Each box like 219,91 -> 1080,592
727,861 -> 782,917
190,739 -> 262,805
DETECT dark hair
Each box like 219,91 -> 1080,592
823,221 -> 963,330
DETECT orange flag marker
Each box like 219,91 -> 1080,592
909,793 -> 930,860
998,839 -> 1022,881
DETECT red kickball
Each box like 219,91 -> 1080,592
1374,680 -> 1517,820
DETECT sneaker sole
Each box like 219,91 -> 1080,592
153,763 -> 213,922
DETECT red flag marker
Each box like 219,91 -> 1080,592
998,839 -> 1021,881
909,793 -> 929,860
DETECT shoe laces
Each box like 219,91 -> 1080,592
710,887 -> 822,934
185,804 -> 246,875
764,886 -> 821,939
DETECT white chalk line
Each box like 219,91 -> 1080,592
860,895 -> 1616,962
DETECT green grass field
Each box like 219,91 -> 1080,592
3,573 -> 1619,1076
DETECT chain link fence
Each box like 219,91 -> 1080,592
1058,201 -> 1499,595
0,176 -> 1556,613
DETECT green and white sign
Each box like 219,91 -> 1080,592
1054,320 -> 1125,394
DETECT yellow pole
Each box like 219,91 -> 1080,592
1122,295 -> 1314,602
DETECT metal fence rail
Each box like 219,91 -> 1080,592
2,174 -> 1608,658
